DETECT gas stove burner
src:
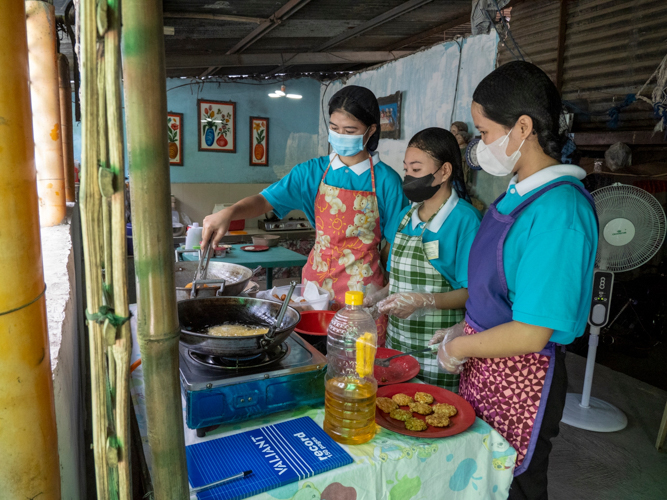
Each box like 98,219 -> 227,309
188,343 -> 290,370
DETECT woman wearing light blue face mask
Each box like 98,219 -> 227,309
202,86 -> 408,345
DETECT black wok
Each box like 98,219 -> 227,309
178,297 -> 301,357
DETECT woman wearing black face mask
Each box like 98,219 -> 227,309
364,128 -> 481,391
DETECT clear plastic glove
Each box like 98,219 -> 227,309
433,321 -> 468,374
363,284 -> 389,307
377,292 -> 436,319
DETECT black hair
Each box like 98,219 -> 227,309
328,86 -> 381,152
408,127 -> 470,202
473,61 -> 566,160
451,121 -> 469,133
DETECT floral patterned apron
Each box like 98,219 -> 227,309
302,156 -> 388,345
460,181 -> 597,475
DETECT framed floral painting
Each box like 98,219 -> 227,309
167,112 -> 183,166
249,117 -> 269,166
197,99 -> 235,153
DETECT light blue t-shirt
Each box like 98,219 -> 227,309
386,191 -> 482,289
496,166 -> 598,345
261,153 -> 408,243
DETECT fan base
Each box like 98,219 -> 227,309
561,393 -> 628,432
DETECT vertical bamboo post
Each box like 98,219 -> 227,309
0,0 -> 61,498
106,0 -> 132,497
122,0 -> 189,496
58,53 -> 76,202
79,0 -> 111,497
25,0 -> 67,227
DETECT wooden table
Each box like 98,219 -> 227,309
181,244 -> 308,288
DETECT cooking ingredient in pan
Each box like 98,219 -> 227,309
205,324 -> 269,337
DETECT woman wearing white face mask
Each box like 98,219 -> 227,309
202,86 -> 407,344
431,62 -> 598,499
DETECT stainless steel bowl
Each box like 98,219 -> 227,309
174,261 -> 253,301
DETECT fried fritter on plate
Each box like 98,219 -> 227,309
425,414 -> 450,427
414,391 -> 434,404
389,408 -> 412,421
391,393 -> 414,406
405,417 -> 428,431
408,401 -> 434,415
376,397 -> 398,413
432,403 -> 457,417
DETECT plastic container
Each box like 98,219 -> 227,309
185,222 -> 203,250
262,284 -> 330,312
323,291 -> 378,445
294,310 -> 336,354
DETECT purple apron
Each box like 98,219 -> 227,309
459,181 -> 596,476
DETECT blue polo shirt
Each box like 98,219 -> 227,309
261,153 -> 408,243
386,190 -> 481,289
496,165 -> 598,345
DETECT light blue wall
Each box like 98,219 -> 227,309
72,77 -> 321,183
318,33 -> 499,176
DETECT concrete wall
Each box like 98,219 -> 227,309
42,205 -> 84,499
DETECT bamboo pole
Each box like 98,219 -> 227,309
122,0 -> 189,496
25,0 -> 67,227
0,0 -> 61,497
106,0 -> 132,497
58,53 -> 76,203
79,0 -> 111,497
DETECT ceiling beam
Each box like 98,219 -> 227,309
383,12 -> 471,51
162,12 -> 265,24
314,0 -> 434,52
167,51 -> 412,70
199,0 -> 313,78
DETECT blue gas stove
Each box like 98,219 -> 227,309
179,333 -> 327,437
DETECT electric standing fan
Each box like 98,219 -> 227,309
561,183 -> 666,432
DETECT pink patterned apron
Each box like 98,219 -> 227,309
459,180 -> 597,475
302,156 -> 388,345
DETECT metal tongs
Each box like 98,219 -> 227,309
374,343 -> 440,367
190,241 -> 226,299
261,281 -> 297,347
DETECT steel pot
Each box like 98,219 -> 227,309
178,297 -> 300,357
174,261 -> 253,301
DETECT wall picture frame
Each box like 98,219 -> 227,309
167,112 -> 184,166
378,91 -> 402,140
249,117 -> 269,166
197,99 -> 236,153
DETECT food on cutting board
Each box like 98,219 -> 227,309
414,391 -> 434,404
408,401 -> 434,415
391,393 -> 414,406
432,403 -> 458,417
405,417 -> 428,432
205,324 -> 269,337
389,408 -> 412,421
376,397 -> 398,413
425,414 -> 450,427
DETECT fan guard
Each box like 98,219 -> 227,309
592,183 -> 666,272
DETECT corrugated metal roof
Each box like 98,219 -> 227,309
498,0 -> 667,132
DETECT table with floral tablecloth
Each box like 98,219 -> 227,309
131,354 -> 517,500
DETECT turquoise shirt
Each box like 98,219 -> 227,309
496,166 -> 598,345
386,191 -> 482,289
261,154 -> 408,243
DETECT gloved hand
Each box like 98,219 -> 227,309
377,292 -> 436,319
433,322 -> 468,374
363,284 -> 389,307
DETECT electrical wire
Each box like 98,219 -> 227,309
450,37 -> 463,126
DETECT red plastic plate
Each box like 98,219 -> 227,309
374,347 -> 420,386
375,382 -> 476,438
241,245 -> 269,252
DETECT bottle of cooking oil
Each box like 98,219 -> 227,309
323,291 -> 378,445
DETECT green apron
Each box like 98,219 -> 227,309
386,203 -> 464,392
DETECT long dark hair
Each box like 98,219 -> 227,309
473,61 -> 566,160
328,86 -> 381,152
408,127 -> 470,202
